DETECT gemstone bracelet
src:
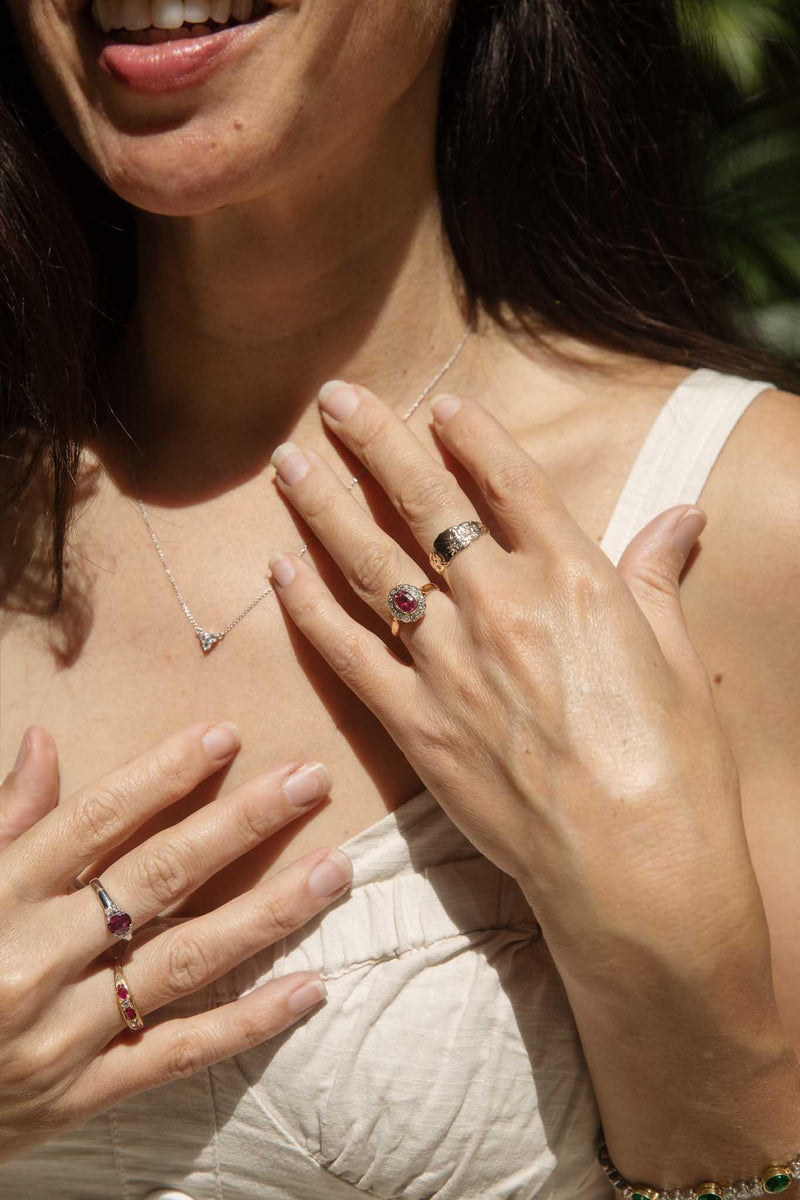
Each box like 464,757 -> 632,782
598,1139 -> 800,1200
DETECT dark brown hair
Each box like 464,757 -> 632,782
0,0 -> 791,607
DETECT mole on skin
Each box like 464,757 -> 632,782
714,673 -> 723,685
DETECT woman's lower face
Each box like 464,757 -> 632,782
5,0 -> 455,215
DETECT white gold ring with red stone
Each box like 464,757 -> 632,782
387,582 -> 439,637
89,878 -> 134,941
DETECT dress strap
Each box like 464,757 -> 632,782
599,368 -> 774,567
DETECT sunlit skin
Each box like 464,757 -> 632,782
3,0 -> 800,1183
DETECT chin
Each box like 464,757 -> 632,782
91,114 -> 290,215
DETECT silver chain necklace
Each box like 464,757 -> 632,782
134,325 -> 472,654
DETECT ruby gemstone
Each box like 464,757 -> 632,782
108,912 -> 132,935
116,986 -> 129,1000
123,1006 -> 137,1021
394,590 -> 419,615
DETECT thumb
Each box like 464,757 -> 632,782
0,727 -> 60,849
616,504 -> 707,677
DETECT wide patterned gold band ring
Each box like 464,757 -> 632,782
428,520 -> 489,574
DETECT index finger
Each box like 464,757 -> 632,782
5,721 -> 242,898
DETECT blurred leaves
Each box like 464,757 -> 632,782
680,0 -> 800,355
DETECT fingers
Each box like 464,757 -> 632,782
81,844 -> 353,1043
313,380 -> 499,580
429,392 -> 573,551
0,728 -> 59,850
79,969 -> 329,1113
68,759 -> 336,959
9,721 -> 243,897
271,439 -> 444,631
616,505 -> 711,692
268,549 -> 417,709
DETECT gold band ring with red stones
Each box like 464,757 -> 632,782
113,958 -> 145,1033
387,582 -> 440,637
89,877 -> 134,941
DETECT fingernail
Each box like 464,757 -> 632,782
431,394 -> 462,424
673,507 -> 707,558
272,442 -> 309,486
202,721 -> 241,760
318,380 -> 359,421
282,762 -> 332,808
308,848 -> 353,898
11,729 -> 31,775
287,977 -> 327,1015
269,555 -> 296,588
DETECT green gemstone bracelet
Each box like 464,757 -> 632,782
598,1139 -> 800,1200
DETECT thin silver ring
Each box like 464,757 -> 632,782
89,878 -> 133,941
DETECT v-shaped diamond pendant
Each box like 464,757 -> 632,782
197,630 -> 223,653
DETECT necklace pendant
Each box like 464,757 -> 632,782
197,630 -> 223,653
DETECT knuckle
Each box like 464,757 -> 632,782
135,841 -> 193,907
69,787 -> 126,852
165,930 -> 215,995
557,553 -> 603,600
0,969 -> 39,1030
255,891 -> 301,941
395,470 -> 454,526
231,798 -> 274,848
482,459 -> 533,509
152,745 -> 198,795
327,630 -> 368,684
351,411 -> 394,455
293,589 -> 326,625
302,486 -> 338,525
236,1010 -> 274,1051
348,540 -> 395,601
163,1028 -> 208,1081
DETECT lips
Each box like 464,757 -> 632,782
86,0 -> 280,93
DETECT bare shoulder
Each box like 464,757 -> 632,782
679,386 -> 800,1042
682,385 -> 800,748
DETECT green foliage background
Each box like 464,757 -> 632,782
680,0 -> 800,357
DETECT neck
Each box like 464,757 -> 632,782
99,102 -> 480,500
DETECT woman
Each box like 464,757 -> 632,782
1,0 -> 800,1197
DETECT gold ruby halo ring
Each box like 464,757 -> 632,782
387,582 -> 439,637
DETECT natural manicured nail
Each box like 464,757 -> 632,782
287,977 -> 327,1015
202,721 -> 241,760
282,762 -> 332,808
269,555 -> 296,588
308,848 -> 353,898
431,394 -> 462,424
11,730 -> 31,775
673,508 -> 707,559
318,380 -> 359,421
272,442 -> 309,486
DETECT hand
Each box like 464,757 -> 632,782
267,381 -> 760,968
0,721 -> 352,1161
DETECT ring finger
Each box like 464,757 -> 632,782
271,442 -> 457,639
77,843 -> 353,1046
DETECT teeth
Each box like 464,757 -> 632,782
121,0 -> 150,30
184,0 -> 211,20
92,0 -> 259,33
151,0 -> 184,28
